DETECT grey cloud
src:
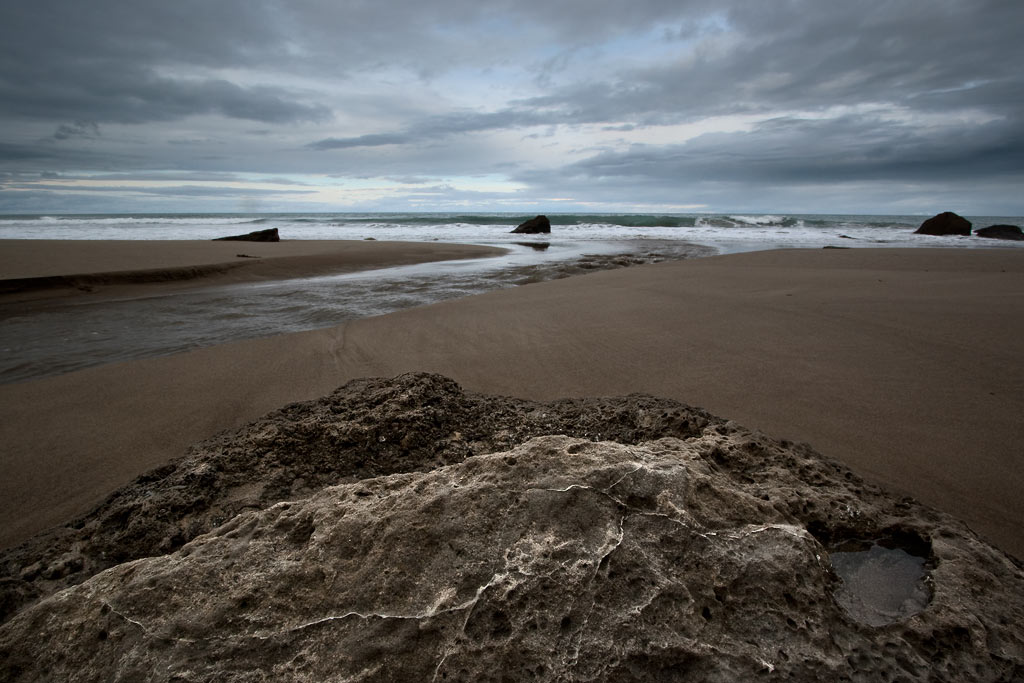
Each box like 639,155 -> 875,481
122,185 -> 315,198
53,121 -> 100,141
308,133 -> 413,151
167,139 -> 227,147
557,114 -> 1024,186
2,0 -> 1023,212
308,110 -> 555,151
70,172 -> 315,186
521,0 -> 1024,126
0,187 -> 315,214
1,2 -> 330,126
0,141 -> 124,168
197,81 -> 332,124
8,1 -> 1023,129
0,143 -> 53,162
1,0 -> 691,129
0,68 -> 331,125
384,175 -> 438,185
7,182 -> 314,199
908,79 -> 1024,116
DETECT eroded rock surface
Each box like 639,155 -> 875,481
0,373 -> 716,622
1,373 -> 1023,681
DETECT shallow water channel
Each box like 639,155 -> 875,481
0,240 -> 707,384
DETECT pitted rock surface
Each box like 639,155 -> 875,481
1,373 -> 1023,681
0,373 -> 715,621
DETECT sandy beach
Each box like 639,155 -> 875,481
1,245 -> 1022,560
0,239 -> 506,301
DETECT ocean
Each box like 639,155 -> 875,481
2,212 -> 1022,384
3,211 -> 1024,250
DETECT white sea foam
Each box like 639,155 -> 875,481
2,212 -> 1023,252
728,214 -> 787,225
2,211 -> 1022,385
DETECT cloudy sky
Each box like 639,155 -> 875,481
1,0 -> 1022,214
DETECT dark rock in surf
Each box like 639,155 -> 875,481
511,215 -> 551,234
213,227 -> 280,242
975,224 -> 1024,241
914,212 -> 972,236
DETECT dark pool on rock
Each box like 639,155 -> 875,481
829,537 -> 933,627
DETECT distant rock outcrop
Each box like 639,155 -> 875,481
914,212 -> 972,236
2,373 -> 1023,681
213,227 -> 280,242
511,215 -> 551,234
976,224 -> 1024,241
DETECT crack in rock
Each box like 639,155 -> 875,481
1,374 -> 1022,682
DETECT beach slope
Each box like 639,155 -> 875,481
0,247 -> 1021,559
0,238 -> 506,301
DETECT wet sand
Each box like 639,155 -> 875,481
1,247 -> 1022,559
0,239 -> 506,301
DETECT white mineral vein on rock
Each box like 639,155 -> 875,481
1,373 -> 1022,682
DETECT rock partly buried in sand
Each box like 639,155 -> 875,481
511,214 -> 551,234
914,211 -> 972,236
976,224 -> 1024,241
514,241 -> 551,251
213,227 -> 280,242
2,373 -> 1023,681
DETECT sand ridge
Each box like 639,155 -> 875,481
0,239 -> 507,301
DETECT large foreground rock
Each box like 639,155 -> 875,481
1,373 -> 1023,681
0,373 -> 716,622
914,212 -> 972,236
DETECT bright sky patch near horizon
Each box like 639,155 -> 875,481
0,1 -> 1021,215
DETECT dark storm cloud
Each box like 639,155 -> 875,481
307,109 -> 560,151
5,1 -> 1022,127
76,172 -> 315,186
520,0 -> 1024,124
0,141 -> 121,167
0,1 -> 721,130
0,67 -> 330,125
4,182 -> 314,199
560,114 -> 1024,185
53,121 -> 100,141
308,133 -> 414,151
302,0 -> 1024,197
0,143 -> 55,162
1,0 -> 1022,211
0,1 -> 329,125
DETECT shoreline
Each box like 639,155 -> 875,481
0,239 -> 508,303
0,238 -> 712,386
0,247 -> 1022,561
